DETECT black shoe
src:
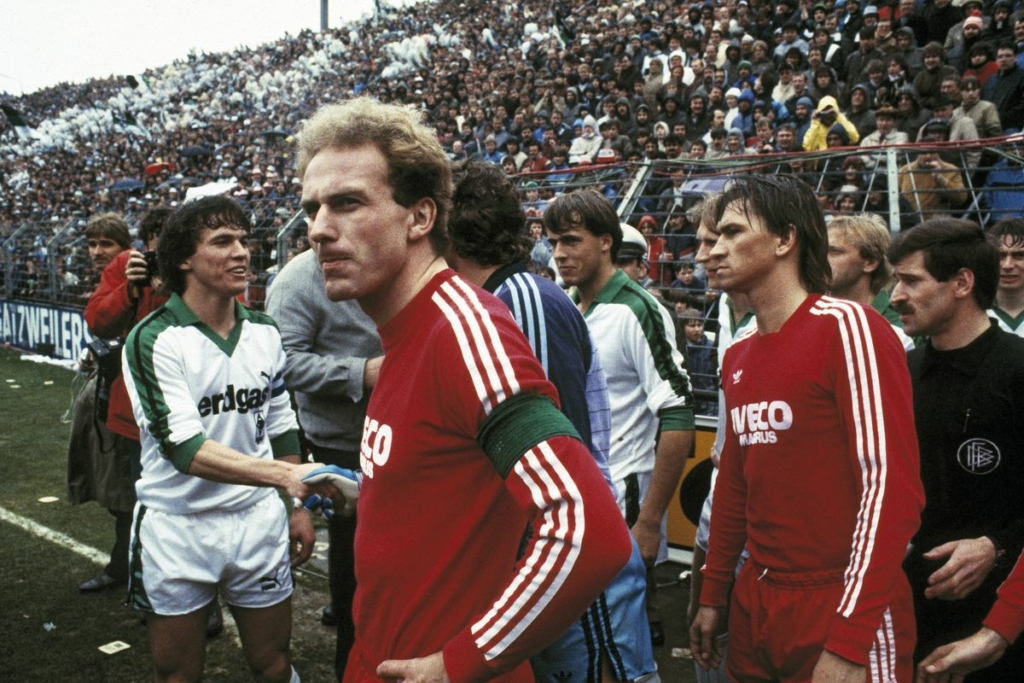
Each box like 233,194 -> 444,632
649,620 -> 665,647
206,601 -> 224,638
321,604 -> 339,627
79,573 -> 125,593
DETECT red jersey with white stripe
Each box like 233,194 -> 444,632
986,552 -> 1024,644
703,294 -> 923,666
348,269 -> 630,683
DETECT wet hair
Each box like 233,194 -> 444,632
85,213 -> 131,250
158,196 -> 251,296
888,218 -> 998,309
697,194 -> 722,233
828,214 -> 893,294
988,217 -> 1024,250
448,160 -> 530,267
296,97 -> 452,254
543,189 -> 623,261
711,175 -> 831,293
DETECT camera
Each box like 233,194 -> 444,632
143,251 -> 159,282
87,338 -> 123,422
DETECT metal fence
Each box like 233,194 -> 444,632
4,137 -> 1023,414
1,195 -> 304,309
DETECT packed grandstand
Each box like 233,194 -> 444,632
2,0 -> 1023,343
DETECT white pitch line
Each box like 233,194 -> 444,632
0,505 -> 242,648
0,505 -> 108,564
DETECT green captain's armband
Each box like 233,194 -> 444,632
478,393 -> 581,478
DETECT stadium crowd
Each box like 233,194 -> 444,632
3,0 -> 1023,231
2,0 -> 1023,397
4,0 -> 1024,423
4,2 -> 1024,681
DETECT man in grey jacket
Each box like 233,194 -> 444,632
265,248 -> 383,680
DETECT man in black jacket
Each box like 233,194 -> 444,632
983,43 -> 1024,132
889,218 -> 1024,681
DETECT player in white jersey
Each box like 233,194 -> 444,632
123,196 -> 324,683
987,219 -> 1024,338
546,192 -> 694,559
545,190 -> 695,647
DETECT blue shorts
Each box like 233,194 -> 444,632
531,538 -> 659,682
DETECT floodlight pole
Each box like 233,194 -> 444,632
321,0 -> 329,31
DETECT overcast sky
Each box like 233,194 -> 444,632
0,0 -> 399,95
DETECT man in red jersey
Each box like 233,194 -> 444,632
689,175 -> 924,683
297,97 -> 631,683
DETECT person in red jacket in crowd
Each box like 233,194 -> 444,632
85,207 -> 171,450
636,215 -> 666,283
689,175 -> 924,683
71,213 -> 133,594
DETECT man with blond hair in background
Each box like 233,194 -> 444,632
827,214 -> 913,349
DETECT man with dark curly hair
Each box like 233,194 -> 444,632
447,161 -> 659,683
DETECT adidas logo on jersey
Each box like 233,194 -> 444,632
197,384 -> 270,417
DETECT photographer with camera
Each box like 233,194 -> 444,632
85,207 -> 170,442
68,214 -> 134,594
80,209 -> 172,590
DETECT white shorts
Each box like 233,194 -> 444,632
128,493 -> 293,615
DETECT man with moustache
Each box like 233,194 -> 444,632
890,219 -> 1024,681
298,97 -> 631,683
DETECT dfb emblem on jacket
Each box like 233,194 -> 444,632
957,438 -> 1000,475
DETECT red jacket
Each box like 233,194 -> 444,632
985,553 -> 1024,644
84,250 -> 168,441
